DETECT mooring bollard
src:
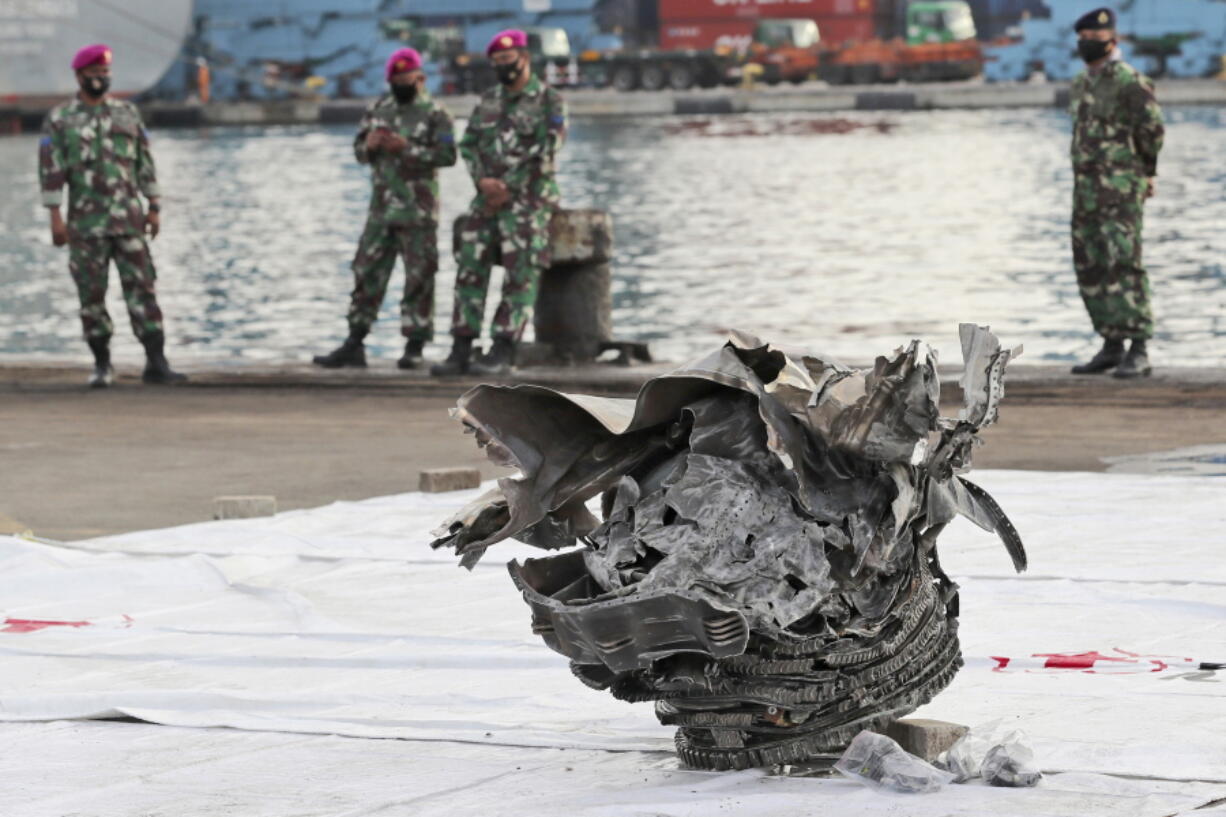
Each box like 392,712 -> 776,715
451,208 -> 638,365
535,209 -> 614,362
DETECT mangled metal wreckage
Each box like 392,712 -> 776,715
432,325 -> 1026,770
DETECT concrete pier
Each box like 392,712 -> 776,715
4,79 -> 1225,133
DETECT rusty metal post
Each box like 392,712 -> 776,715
534,209 -> 614,362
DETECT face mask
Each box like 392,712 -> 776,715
1077,38 -> 1113,63
391,83 -> 418,104
495,58 -> 523,86
80,75 -> 110,98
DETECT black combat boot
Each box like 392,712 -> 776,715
430,335 -> 474,377
87,336 -> 114,389
1070,338 -> 1125,375
397,337 -> 426,370
1113,339 -> 1152,379
313,330 -> 367,368
140,331 -> 188,384
469,336 -> 516,377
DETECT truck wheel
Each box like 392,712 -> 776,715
667,63 -> 695,90
640,63 -> 667,91
696,64 -> 721,88
850,64 -> 880,85
819,64 -> 851,85
612,64 -> 639,92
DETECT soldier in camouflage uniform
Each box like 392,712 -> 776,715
40,43 -> 185,387
314,48 -> 456,369
1068,8 -> 1164,379
431,29 -> 567,377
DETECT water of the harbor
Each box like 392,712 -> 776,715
2,106 -> 1224,367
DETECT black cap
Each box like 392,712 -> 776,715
1074,7 -> 1115,32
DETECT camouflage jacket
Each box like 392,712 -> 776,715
39,97 -> 159,237
355,90 -> 456,225
459,75 -> 567,212
1070,59 -> 1164,177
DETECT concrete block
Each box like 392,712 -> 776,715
213,495 -> 277,520
419,468 -> 481,493
883,719 -> 968,763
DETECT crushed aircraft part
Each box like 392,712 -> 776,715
432,324 -> 1027,770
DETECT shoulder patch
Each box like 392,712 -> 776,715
39,135 -> 53,147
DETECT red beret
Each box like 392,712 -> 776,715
72,44 -> 112,71
385,48 -> 422,81
487,29 -> 528,57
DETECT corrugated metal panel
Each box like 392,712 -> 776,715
406,0 -> 601,15
659,0 -> 875,23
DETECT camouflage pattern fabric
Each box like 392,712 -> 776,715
1069,59 -> 1164,341
347,220 -> 438,340
40,98 -> 165,341
39,98 -> 159,237
346,90 -> 455,337
451,208 -> 553,339
353,89 -> 455,225
452,75 -> 566,338
69,235 -> 163,340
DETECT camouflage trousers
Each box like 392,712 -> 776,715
347,217 -> 437,340
1071,171 -> 1155,341
68,234 -> 164,341
450,206 -> 552,339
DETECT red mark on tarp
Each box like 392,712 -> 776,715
1,618 -> 92,634
990,647 -> 1197,674
1035,650 -> 1138,670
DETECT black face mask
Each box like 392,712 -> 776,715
495,58 -> 524,86
1077,38 -> 1114,63
391,83 -> 418,104
80,75 -> 110,98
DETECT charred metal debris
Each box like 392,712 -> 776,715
432,325 -> 1027,770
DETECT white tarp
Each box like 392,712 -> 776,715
1,470 -> 1223,816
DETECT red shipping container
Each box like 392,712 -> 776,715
659,14 -> 874,49
659,19 -> 757,51
659,0 -> 874,23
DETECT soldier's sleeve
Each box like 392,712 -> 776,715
1127,78 -> 1164,176
134,112 -> 161,199
354,106 -> 377,165
429,107 -> 458,168
405,107 -> 457,169
544,89 -> 567,158
38,112 -> 67,208
459,106 -> 488,184
507,89 -> 567,169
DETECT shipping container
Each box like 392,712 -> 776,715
659,20 -> 756,50
659,0 -> 875,23
659,13 -> 873,49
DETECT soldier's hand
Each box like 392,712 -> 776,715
1146,178 -> 1156,199
145,210 -> 160,240
49,210 -> 68,247
364,130 -> 384,152
383,133 -> 408,153
478,178 -> 510,212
